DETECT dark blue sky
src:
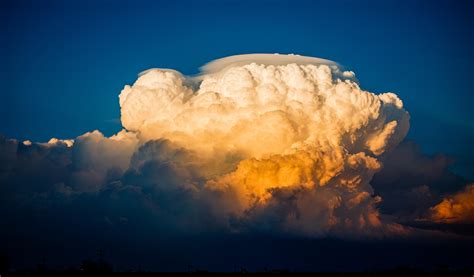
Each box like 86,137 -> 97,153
1,0 -> 473,177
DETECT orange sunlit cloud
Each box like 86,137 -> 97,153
430,184 -> 474,223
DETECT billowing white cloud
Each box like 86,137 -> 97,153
116,54 -> 410,236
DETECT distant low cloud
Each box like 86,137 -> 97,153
371,141 -> 468,222
429,184 -> 474,223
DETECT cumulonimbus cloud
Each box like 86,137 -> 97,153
116,53 -> 410,236
9,53 -> 473,239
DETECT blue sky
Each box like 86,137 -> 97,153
1,1 -> 474,271
1,0 -> 473,177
